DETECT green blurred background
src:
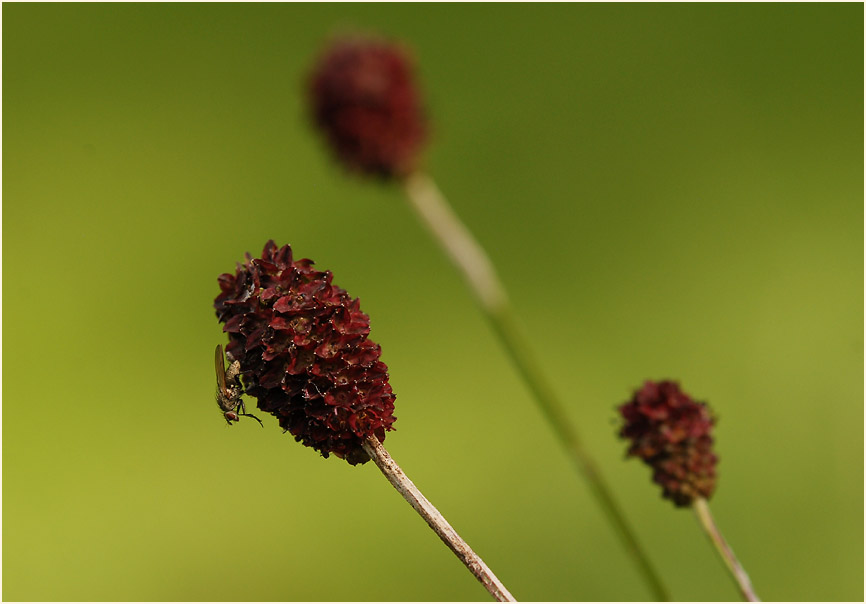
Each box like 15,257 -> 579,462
3,3 -> 862,601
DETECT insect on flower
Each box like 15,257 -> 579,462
214,241 -> 397,461
215,344 -> 263,427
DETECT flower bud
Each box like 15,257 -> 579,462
619,380 -> 717,507
214,241 -> 396,464
307,34 -> 427,179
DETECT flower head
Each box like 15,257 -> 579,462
307,34 -> 427,179
619,380 -> 717,507
214,241 -> 396,464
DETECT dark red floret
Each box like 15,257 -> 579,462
215,240 -> 396,464
307,34 -> 427,179
618,380 -> 717,507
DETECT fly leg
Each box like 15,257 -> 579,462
238,400 -> 264,428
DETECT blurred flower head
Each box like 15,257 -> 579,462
307,34 -> 427,179
215,240 -> 396,464
619,380 -> 717,507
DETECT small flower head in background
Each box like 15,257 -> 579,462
619,380 -> 718,507
307,34 -> 427,179
214,241 -> 397,464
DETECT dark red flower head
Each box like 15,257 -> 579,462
619,380 -> 717,507
307,34 -> 427,179
214,241 -> 396,464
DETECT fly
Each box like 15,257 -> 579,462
215,344 -> 263,427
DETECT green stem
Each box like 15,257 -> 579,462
402,171 -> 670,601
693,498 -> 760,602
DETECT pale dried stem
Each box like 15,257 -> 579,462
693,498 -> 760,602
362,435 -> 516,602
403,172 -> 506,310
402,171 -> 670,601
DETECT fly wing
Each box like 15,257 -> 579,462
215,344 -> 228,397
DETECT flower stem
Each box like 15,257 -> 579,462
693,497 -> 760,602
402,171 -> 670,601
362,435 -> 517,602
